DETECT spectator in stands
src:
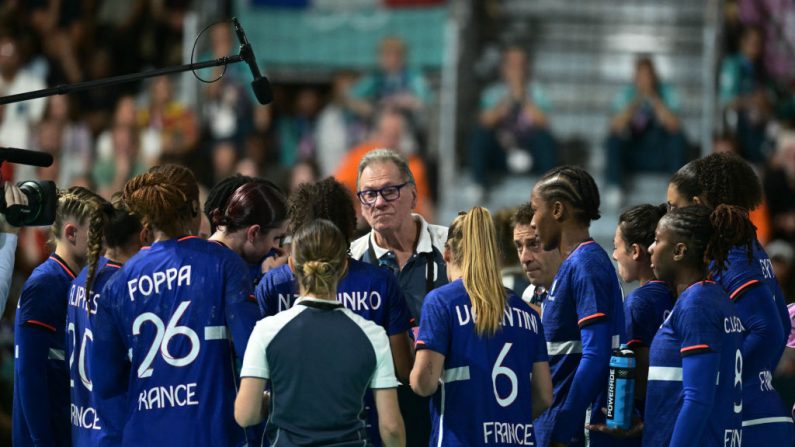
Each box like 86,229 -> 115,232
334,109 -> 433,221
0,31 -> 46,181
764,130 -> 795,241
288,159 -> 319,194
767,239 -> 795,302
349,149 -> 448,447
469,46 -> 557,199
138,75 -> 199,167
348,36 -> 431,129
277,87 -> 320,167
212,141 -> 239,185
605,55 -> 687,204
202,24 -> 253,149
720,26 -> 773,163
316,71 -> 367,176
92,124 -> 147,199
43,95 -> 92,188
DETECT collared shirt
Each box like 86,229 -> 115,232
350,213 -> 448,323
241,296 -> 398,446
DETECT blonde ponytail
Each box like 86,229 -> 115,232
448,207 -> 507,335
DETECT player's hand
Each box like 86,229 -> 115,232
585,407 -> 644,438
261,251 -> 288,274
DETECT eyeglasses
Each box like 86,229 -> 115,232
357,182 -> 410,206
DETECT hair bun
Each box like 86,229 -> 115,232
302,260 -> 335,277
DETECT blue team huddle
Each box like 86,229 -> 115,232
9,148 -> 795,447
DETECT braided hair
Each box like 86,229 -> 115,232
669,154 -> 762,211
123,165 -> 199,238
52,186 -> 109,299
661,204 -> 757,277
534,166 -> 601,225
696,153 -> 763,210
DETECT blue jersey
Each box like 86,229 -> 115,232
13,254 -> 77,447
534,240 -> 625,447
91,236 -> 257,447
256,258 -> 411,445
67,257 -> 126,447
209,239 -> 265,287
416,279 -> 547,446
624,281 -> 674,349
645,281 -> 743,447
257,259 -> 411,336
713,240 -> 791,357
712,241 -> 793,437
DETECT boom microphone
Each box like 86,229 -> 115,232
0,147 -> 54,167
232,17 -> 273,105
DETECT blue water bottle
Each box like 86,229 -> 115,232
606,344 -> 636,430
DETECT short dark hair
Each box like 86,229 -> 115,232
618,203 -> 667,249
512,202 -> 535,226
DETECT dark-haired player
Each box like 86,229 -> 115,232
529,166 -> 625,447
668,154 -> 793,444
67,197 -> 142,446
645,205 -> 747,446
13,187 -> 107,447
612,204 -> 673,408
92,166 -> 256,446
204,174 -> 286,286
257,177 -> 412,446
208,181 -> 288,285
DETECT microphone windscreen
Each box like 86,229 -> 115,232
251,77 -> 273,105
0,147 -> 54,167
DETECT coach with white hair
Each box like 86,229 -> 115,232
349,148 -> 447,446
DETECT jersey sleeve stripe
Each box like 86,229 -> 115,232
25,319 -> 56,332
577,312 -> 607,327
680,344 -> 711,356
729,279 -> 762,300
626,339 -> 644,347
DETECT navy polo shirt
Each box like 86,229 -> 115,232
241,297 -> 399,446
350,214 -> 448,323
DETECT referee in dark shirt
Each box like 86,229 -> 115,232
235,219 -> 405,447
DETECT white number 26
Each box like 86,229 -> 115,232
132,301 -> 200,378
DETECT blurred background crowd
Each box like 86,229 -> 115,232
1,0 -> 795,441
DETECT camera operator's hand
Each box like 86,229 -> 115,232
0,182 -> 28,234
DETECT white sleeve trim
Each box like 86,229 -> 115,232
240,306 -> 306,379
0,233 -> 17,316
340,309 -> 399,389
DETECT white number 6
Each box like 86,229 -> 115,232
492,343 -> 518,407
